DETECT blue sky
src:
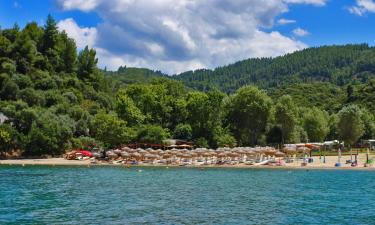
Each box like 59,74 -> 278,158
1,0 -> 375,73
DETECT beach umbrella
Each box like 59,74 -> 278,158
275,151 -> 285,158
113,149 -> 122,155
163,153 -> 172,159
139,149 -> 148,154
145,154 -> 158,159
107,151 -> 118,159
181,154 -> 192,159
127,149 -> 137,153
121,152 -> 130,158
121,147 -> 131,151
156,149 -> 164,154
217,153 -> 226,158
131,152 -> 141,159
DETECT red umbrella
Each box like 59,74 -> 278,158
78,150 -> 93,157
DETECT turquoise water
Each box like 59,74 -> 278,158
1,166 -> 375,225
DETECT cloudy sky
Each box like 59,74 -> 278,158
1,0 -> 375,74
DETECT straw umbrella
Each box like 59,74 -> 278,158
131,152 -> 141,162
113,149 -> 122,156
121,152 -> 130,163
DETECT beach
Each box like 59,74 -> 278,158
1,154 -> 374,170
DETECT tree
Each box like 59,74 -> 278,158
0,79 -> 19,100
337,105 -> 365,145
360,108 -> 375,140
186,91 -> 209,138
185,90 -> 225,147
274,95 -> 298,144
0,125 -> 13,158
136,124 -> 169,144
116,90 -> 145,126
42,15 -> 59,53
173,123 -> 192,140
72,136 -> 102,151
195,137 -> 209,148
90,111 -> 134,148
24,111 -> 75,156
337,105 -> 365,150
61,32 -> 77,73
303,107 -> 329,142
225,86 -> 272,146
216,133 -> 237,148
77,46 -> 98,81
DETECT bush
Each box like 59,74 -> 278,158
90,111 -> 135,148
136,124 -> 169,144
24,111 -> 75,156
19,88 -> 45,106
216,133 -> 236,148
195,137 -> 209,148
173,123 -> 192,140
72,136 -> 102,150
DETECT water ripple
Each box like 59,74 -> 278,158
0,166 -> 375,224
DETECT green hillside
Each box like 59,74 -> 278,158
175,44 -> 375,93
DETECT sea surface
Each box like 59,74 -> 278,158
0,165 -> 374,225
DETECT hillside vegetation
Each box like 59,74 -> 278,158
175,44 -> 375,93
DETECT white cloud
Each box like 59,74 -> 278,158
293,28 -> 310,37
348,0 -> 375,16
277,18 -> 296,25
283,0 -> 327,6
55,0 -> 312,74
57,18 -> 97,49
56,0 -> 99,12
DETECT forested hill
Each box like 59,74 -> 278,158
174,44 -> 375,93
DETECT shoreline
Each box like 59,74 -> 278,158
1,157 -> 375,171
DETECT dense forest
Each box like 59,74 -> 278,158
0,17 -> 374,158
175,44 -> 375,92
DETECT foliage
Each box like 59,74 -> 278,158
71,136 -> 102,150
90,111 -> 134,148
216,133 -> 237,148
136,124 -> 169,144
116,90 -> 145,126
302,107 -> 329,142
195,137 -> 209,148
0,124 -> 16,157
175,44 -> 375,92
225,86 -> 272,146
24,111 -> 75,156
173,123 -> 192,140
275,95 -> 298,144
337,105 -> 365,146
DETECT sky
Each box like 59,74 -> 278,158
1,0 -> 375,74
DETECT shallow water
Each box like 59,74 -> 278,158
1,165 -> 374,225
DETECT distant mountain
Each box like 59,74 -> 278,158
105,44 -> 375,114
174,44 -> 375,93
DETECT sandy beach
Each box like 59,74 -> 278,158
1,154 -> 374,170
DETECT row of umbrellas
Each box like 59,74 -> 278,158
98,146 -> 309,161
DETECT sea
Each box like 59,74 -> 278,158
1,165 -> 374,225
